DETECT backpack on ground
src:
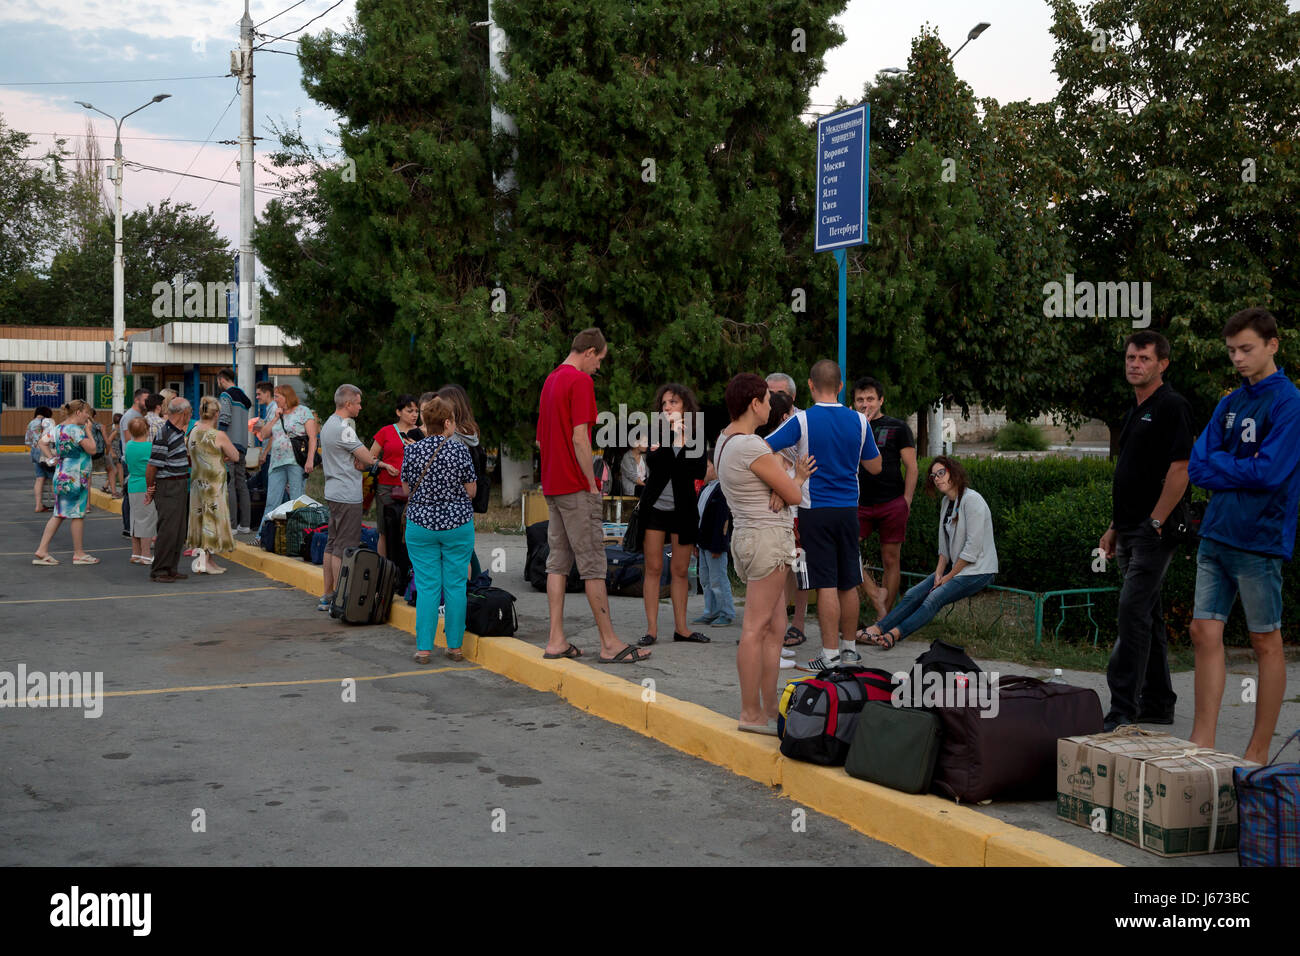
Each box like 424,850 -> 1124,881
525,520 -> 582,593
329,547 -> 399,625
466,586 -> 519,636
286,505 -> 330,559
308,527 -> 329,565
779,666 -> 898,766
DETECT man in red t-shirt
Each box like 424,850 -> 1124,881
537,328 -> 650,664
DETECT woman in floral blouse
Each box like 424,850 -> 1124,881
402,395 -> 478,665
32,400 -> 100,566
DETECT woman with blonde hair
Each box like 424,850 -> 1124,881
32,400 -> 100,566
186,395 -> 241,573
256,382 -> 319,532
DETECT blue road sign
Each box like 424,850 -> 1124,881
814,104 -> 869,252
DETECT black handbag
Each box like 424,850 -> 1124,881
621,501 -> 646,554
279,415 -> 321,469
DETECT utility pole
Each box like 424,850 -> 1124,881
75,95 -> 170,415
235,0 -> 257,398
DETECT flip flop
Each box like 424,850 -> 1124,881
783,626 -> 806,648
738,720 -> 779,736
542,643 -> 583,660
673,631 -> 711,643
32,555 -> 59,566
598,645 -> 652,664
72,555 -> 100,566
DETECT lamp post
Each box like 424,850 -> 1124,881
923,22 -> 990,456
75,94 -> 171,416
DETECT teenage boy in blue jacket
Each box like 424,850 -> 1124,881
1187,308 -> 1300,764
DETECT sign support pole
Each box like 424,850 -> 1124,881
835,249 -> 847,402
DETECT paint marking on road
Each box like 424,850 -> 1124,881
0,585 -> 293,605
12,666 -> 483,705
0,546 -> 133,556
0,515 -> 122,524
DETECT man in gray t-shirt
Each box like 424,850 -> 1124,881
318,384 -> 397,610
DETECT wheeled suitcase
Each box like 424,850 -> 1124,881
930,675 -> 1103,802
329,547 -> 399,625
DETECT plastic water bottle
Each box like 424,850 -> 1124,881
1047,668 -> 1064,684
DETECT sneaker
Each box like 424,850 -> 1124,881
802,652 -> 840,672
839,648 -> 862,664
235,525 -> 251,534
712,616 -> 734,627
781,647 -> 796,659
121,530 -> 131,539
779,657 -> 797,669
691,613 -> 717,625
317,594 -> 334,612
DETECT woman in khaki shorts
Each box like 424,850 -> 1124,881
715,374 -> 815,735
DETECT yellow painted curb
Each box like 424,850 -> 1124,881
1,445 -> 30,454
87,488 -> 1117,866
646,697 -> 784,787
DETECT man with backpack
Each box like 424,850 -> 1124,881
217,368 -> 254,534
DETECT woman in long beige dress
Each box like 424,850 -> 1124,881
187,396 -> 241,573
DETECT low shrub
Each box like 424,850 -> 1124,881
994,421 -> 1049,451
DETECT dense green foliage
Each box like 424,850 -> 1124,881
994,422 -> 1049,452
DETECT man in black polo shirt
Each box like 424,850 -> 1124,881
853,377 -> 917,620
145,397 -> 193,583
1098,331 -> 1194,730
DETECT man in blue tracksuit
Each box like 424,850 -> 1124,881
1187,308 -> 1300,764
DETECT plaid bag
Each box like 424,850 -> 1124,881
1235,728 -> 1300,867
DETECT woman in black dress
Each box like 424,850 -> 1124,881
637,383 -> 708,646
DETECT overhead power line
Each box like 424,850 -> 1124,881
254,0 -> 347,48
165,90 -> 239,203
0,75 -> 228,86
255,0 -> 311,28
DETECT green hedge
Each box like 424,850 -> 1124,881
860,456 -> 1296,646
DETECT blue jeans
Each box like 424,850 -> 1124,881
259,463 -> 305,531
875,572 -> 995,641
699,550 -> 736,620
406,518 -> 476,652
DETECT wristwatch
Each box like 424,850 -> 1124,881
1149,517 -> 1162,531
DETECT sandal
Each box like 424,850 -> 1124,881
32,555 -> 59,566
673,631 -> 711,643
445,648 -> 465,662
870,629 -> 898,650
542,643 -> 583,660
413,651 -> 432,665
783,626 -> 806,648
72,555 -> 100,566
598,645 -> 652,664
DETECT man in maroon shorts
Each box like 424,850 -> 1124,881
537,328 -> 650,664
853,376 -> 917,622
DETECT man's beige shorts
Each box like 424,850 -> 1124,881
730,525 -> 796,584
546,491 -> 607,580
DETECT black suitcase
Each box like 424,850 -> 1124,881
382,500 -> 411,583
330,547 -> 399,625
466,586 -> 518,636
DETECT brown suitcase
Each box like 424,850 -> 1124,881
930,675 -> 1103,803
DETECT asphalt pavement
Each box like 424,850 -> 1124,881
0,454 -> 922,866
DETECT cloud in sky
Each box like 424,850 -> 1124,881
4,0 -> 352,44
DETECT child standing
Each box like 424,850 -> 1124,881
123,417 -> 157,565
693,457 -> 736,627
107,412 -> 125,498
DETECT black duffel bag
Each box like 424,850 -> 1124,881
466,586 -> 518,636
929,675 -> 1103,803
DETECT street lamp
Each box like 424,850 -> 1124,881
75,94 -> 171,416
950,22 -> 991,61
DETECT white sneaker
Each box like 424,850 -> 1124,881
781,648 -> 796,659
779,657 -> 797,669
235,525 -> 251,534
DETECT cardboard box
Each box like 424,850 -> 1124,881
1110,748 -> 1254,857
1057,728 -> 1193,832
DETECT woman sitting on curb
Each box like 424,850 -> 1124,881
861,455 -> 997,649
